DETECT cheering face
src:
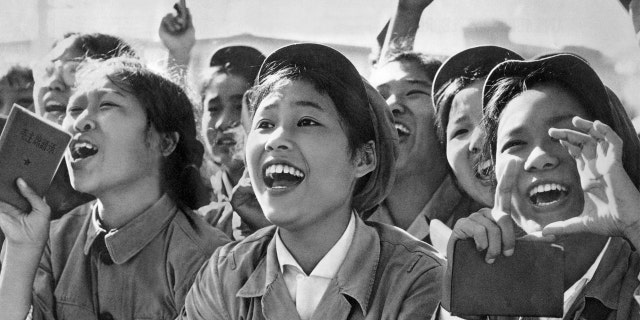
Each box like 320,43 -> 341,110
246,80 -> 367,231
446,80 -> 494,207
63,76 -> 164,197
33,37 -> 84,124
495,84 -> 588,233
201,72 -> 251,172
370,61 -> 439,176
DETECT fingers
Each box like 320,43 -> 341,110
469,212 -> 503,263
494,156 -> 520,218
16,179 -> 50,216
549,128 -> 597,160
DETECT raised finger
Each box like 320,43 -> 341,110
549,128 -> 597,160
494,156 -> 521,215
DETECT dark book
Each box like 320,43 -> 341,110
442,238 -> 565,318
0,104 -> 71,212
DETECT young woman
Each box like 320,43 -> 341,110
0,57 -> 229,320
180,43 -> 445,320
34,32 -> 137,219
447,53 -> 640,319
432,46 -> 523,209
197,46 -> 270,240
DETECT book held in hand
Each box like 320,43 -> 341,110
0,104 -> 71,212
442,238 -> 565,318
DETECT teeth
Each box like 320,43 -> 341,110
528,183 -> 567,197
73,142 -> 98,152
478,160 -> 492,171
265,164 -> 304,178
394,123 -> 410,135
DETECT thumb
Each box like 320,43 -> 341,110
16,178 -> 50,216
541,217 -> 586,236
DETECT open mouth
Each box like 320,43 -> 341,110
528,183 -> 568,206
263,163 -> 305,190
215,136 -> 236,146
70,140 -> 98,161
394,122 -> 411,140
474,159 -> 493,182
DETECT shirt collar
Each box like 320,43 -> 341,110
563,237 -> 611,314
237,215 -> 381,316
274,213 -> 356,278
406,175 -> 462,240
579,237 -> 637,311
83,194 -> 178,264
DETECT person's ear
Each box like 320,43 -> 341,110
354,140 -> 376,178
160,132 -> 180,157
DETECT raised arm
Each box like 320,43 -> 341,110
159,0 -> 195,85
379,0 -> 434,62
0,178 -> 51,320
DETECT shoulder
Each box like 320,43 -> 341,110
213,226 -> 276,270
168,208 -> 231,258
49,201 -> 94,241
367,220 -> 445,270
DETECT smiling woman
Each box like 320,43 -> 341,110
180,43 -> 445,320
0,57 -> 229,320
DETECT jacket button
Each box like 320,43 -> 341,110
99,312 -> 114,320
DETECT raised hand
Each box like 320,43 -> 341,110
397,0 -> 435,11
159,0 -> 195,62
0,178 -> 51,249
449,156 -> 522,263
230,171 -> 271,230
544,117 -> 640,246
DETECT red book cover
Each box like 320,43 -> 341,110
0,104 -> 71,212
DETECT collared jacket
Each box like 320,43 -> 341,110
369,175 -> 482,243
179,215 -> 445,320
30,195 -> 230,320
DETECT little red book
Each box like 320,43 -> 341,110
0,104 -> 71,212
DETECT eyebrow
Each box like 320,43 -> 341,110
405,79 -> 432,87
260,100 -> 325,112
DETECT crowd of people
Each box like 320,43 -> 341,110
0,0 -> 640,319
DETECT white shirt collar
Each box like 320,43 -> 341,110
275,213 -> 356,279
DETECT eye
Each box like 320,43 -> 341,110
406,90 -> 430,97
501,140 -> 525,153
67,106 -> 84,115
297,118 -> 319,127
451,128 -> 469,139
99,102 -> 118,110
255,119 -> 274,130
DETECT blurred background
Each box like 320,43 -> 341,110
2,0 -> 640,122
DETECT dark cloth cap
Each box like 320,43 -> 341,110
432,45 -> 523,109
483,53 -> 640,187
256,43 -> 399,213
209,46 -> 265,83
482,53 -> 611,123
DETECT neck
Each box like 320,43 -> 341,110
95,176 -> 164,230
385,164 -> 447,230
279,209 -> 351,275
561,233 -> 608,290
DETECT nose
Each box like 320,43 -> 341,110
214,107 -> 241,132
73,109 -> 96,133
523,146 -> 559,172
264,127 -> 293,151
468,128 -> 485,153
385,94 -> 405,117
